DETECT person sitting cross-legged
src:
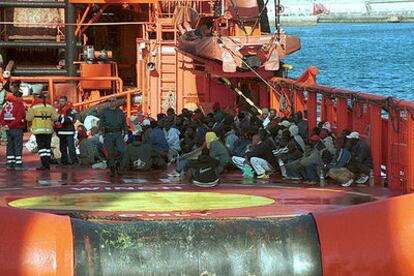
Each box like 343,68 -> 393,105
325,129 -> 354,187
120,133 -> 166,172
232,133 -> 277,179
345,131 -> 373,185
185,147 -> 221,187
285,134 -> 331,184
205,132 -> 229,174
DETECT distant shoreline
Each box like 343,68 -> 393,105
318,14 -> 414,23
271,14 -> 414,26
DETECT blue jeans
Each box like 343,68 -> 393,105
176,157 -> 189,173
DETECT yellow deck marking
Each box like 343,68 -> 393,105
9,191 -> 275,212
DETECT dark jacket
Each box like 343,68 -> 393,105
99,107 -> 128,134
181,135 -> 195,153
246,137 -> 277,166
296,120 -> 308,143
213,109 -> 224,123
121,140 -> 166,171
208,140 -> 230,172
351,139 -> 373,168
232,138 -> 252,157
281,139 -> 304,163
194,126 -> 206,146
56,104 -> 75,135
149,127 -> 169,152
187,155 -> 220,184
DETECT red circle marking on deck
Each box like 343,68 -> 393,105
1,182 -> 379,220
0,161 -> 394,221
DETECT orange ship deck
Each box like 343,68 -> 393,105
0,140 -> 400,221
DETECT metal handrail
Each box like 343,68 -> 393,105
271,77 -> 414,110
10,76 -> 123,103
73,88 -> 141,118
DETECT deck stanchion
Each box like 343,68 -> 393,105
293,88 -> 305,115
370,105 -> 383,186
387,109 -> 402,191
336,97 -> 349,136
270,84 -> 281,111
407,114 -> 414,192
320,96 -> 327,122
48,78 -> 55,103
321,96 -> 335,124
307,91 -> 317,137
126,92 -> 131,118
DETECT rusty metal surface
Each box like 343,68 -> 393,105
72,216 -> 322,275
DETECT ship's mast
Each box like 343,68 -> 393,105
275,0 -> 281,41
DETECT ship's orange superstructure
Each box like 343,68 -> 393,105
0,0 -> 299,118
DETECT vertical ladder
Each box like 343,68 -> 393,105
157,17 -> 178,113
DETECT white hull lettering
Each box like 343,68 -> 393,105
71,186 -> 183,192
118,212 -> 212,218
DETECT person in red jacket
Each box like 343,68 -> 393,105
0,90 -> 26,170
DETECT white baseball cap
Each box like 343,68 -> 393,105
322,122 -> 331,132
278,120 -> 291,128
346,131 -> 360,139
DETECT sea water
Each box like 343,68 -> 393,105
278,23 -> 414,101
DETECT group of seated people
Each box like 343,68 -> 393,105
74,102 -> 372,187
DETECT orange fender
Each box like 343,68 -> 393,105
313,193 -> 414,275
0,207 -> 73,276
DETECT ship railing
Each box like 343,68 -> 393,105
271,77 -> 414,193
10,76 -> 123,101
72,88 -> 141,118
8,76 -> 143,117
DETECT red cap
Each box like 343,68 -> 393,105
319,129 -> 329,139
310,134 -> 321,142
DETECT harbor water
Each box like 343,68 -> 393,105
279,23 -> 414,101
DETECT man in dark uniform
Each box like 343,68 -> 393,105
99,97 -> 128,177
55,96 -> 77,165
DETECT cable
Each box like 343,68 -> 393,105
228,0 -> 248,36
219,40 -> 283,98
249,0 -> 270,36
